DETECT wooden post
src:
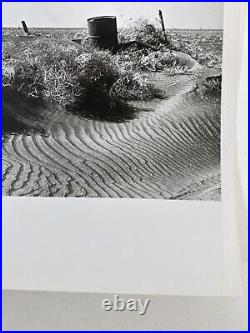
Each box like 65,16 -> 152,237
158,10 -> 168,44
21,21 -> 30,35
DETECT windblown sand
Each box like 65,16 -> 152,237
2,71 -> 221,200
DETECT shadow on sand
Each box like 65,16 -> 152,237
67,87 -> 143,123
2,86 -> 151,138
2,87 -> 51,136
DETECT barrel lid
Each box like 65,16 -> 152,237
87,16 -> 116,22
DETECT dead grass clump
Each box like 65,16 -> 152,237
119,19 -> 164,48
118,19 -> 222,70
3,20 -> 223,115
3,38 -> 81,104
3,55 -> 45,100
136,50 -> 176,72
167,30 -> 222,69
2,62 -> 15,86
115,48 -> 185,73
3,39 -> 120,107
110,73 -> 165,101
76,51 -> 120,89
3,38 -> 163,115
203,76 -> 222,97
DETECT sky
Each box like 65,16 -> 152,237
2,2 -> 224,29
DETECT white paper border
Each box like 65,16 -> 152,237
2,3 -> 242,296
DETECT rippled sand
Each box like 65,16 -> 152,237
2,72 -> 221,199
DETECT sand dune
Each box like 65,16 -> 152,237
2,72 -> 221,199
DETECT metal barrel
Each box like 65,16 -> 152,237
87,16 -> 118,51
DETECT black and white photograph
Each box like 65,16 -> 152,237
2,2 -> 223,200
2,3 -> 248,330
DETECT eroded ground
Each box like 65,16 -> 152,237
2,70 -> 221,199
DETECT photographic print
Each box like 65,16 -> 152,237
2,2 -> 223,199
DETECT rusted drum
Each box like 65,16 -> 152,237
87,16 -> 118,51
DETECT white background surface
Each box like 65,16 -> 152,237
2,270 -> 248,331
2,2 -> 248,330
2,3 -> 243,298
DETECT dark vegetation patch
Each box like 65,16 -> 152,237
202,75 -> 222,102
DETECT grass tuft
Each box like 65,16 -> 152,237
2,20 -> 222,118
110,73 -> 165,101
119,18 -> 165,48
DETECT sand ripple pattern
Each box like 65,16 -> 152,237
2,75 -> 221,199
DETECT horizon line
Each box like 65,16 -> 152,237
2,27 -> 224,30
